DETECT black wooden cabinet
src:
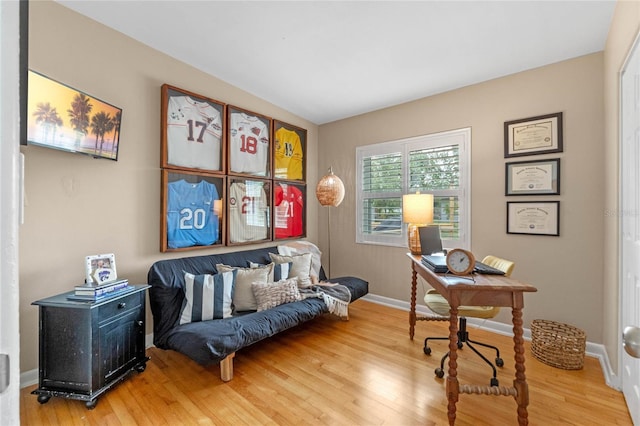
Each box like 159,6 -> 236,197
31,285 -> 150,409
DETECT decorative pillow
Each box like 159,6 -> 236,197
216,263 -> 270,311
248,261 -> 292,282
269,252 -> 312,287
251,278 -> 301,312
179,270 -> 236,325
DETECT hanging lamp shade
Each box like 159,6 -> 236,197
316,167 -> 345,207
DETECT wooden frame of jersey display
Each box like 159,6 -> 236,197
273,120 -> 306,181
161,170 -> 226,251
159,84 -> 307,252
227,105 -> 272,178
227,178 -> 271,245
161,84 -> 226,174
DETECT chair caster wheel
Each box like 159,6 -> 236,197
496,357 -> 504,367
435,367 -> 445,378
490,378 -> 499,387
457,342 -> 463,349
424,346 -> 432,355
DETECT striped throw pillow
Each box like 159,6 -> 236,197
179,270 -> 236,325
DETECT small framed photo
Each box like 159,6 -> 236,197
227,177 -> 271,245
507,201 -> 560,236
504,112 -> 563,158
161,170 -> 225,252
85,253 -> 117,285
227,105 -> 271,178
273,120 -> 306,181
273,182 -> 306,240
505,158 -> 560,196
161,84 -> 225,173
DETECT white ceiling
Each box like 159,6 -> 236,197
55,1 -> 615,125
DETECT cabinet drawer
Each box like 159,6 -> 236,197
98,292 -> 141,322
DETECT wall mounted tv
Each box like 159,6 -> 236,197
26,70 -> 122,161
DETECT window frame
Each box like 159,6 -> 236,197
355,127 -> 471,250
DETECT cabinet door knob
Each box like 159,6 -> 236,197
118,302 -> 126,309
137,320 -> 143,327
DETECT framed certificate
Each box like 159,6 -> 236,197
505,158 -> 560,196
504,112 -> 563,158
507,201 -> 560,236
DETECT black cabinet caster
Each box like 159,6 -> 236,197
86,400 -> 98,410
37,395 -> 50,404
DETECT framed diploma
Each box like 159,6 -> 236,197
505,158 -> 560,196
507,201 -> 560,236
504,112 -> 563,158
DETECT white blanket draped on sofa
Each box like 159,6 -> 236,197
278,241 -> 351,319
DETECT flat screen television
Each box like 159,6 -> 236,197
26,69 -> 122,161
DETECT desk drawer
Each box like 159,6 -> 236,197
98,292 -> 141,322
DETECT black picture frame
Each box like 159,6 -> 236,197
506,201 -> 560,236
505,158 -> 560,196
504,112 -> 563,158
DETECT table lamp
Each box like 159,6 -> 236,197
402,192 -> 434,255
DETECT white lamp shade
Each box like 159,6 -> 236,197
402,193 -> 434,224
316,171 -> 345,207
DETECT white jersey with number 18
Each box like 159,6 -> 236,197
229,112 -> 269,176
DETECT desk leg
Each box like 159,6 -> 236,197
512,306 -> 529,425
409,265 -> 418,340
446,306 -> 459,426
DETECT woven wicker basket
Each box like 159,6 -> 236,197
531,319 -> 586,370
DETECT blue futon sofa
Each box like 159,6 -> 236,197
147,245 -> 368,381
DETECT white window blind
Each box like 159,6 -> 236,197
356,128 -> 471,249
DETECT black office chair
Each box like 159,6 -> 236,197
423,255 -> 515,387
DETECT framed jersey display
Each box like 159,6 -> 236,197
273,120 -> 306,181
227,177 -> 271,245
161,170 -> 225,252
227,106 -> 271,178
273,182 -> 306,240
161,84 -> 226,173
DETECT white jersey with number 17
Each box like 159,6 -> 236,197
167,96 -> 222,170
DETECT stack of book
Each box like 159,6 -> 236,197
68,278 -> 131,301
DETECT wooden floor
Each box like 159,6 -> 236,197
21,300 -> 632,425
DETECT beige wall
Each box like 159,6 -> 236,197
603,0 -> 640,374
319,53 -> 605,343
20,1 -> 319,372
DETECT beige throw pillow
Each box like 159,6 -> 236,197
269,252 -> 312,287
251,278 -> 301,311
216,263 -> 270,311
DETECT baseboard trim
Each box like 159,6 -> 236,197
361,293 -> 620,390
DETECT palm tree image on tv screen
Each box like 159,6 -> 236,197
27,69 -> 122,161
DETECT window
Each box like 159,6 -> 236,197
356,128 -> 471,249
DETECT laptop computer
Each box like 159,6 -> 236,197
418,225 -> 445,256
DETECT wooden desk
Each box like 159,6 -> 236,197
407,253 -> 537,425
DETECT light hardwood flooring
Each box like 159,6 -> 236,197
21,300 -> 632,425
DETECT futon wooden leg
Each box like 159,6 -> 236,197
220,352 -> 235,382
